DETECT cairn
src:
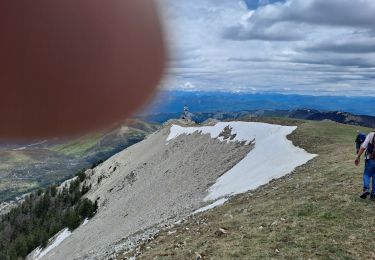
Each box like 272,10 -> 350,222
180,105 -> 194,122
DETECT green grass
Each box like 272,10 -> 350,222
123,118 -> 375,260
51,133 -> 104,156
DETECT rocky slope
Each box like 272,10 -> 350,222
28,119 -> 314,259
29,120 -> 250,259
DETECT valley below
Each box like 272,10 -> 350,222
0,120 -> 159,202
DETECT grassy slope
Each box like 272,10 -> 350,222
51,133 -> 104,156
51,120 -> 159,157
127,118 -> 375,260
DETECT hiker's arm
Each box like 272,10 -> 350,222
356,134 -> 371,166
355,147 -> 366,166
357,147 -> 366,158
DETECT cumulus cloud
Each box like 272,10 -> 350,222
224,0 -> 375,41
301,36 -> 375,54
222,21 -> 305,41
158,0 -> 375,96
276,0 -> 375,28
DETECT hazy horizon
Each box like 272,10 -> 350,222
145,90 -> 375,116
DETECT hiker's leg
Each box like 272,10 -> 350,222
369,160 -> 375,195
363,160 -> 371,192
360,160 -> 373,199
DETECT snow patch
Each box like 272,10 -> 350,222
34,228 -> 72,260
167,123 -> 253,143
82,218 -> 89,226
167,122 -> 317,201
193,198 -> 228,214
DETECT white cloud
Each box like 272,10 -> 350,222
182,82 -> 196,90
158,0 -> 375,96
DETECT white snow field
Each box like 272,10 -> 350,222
33,228 -> 72,260
167,122 -> 317,201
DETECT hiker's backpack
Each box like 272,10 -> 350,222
359,133 -> 367,144
367,132 -> 375,159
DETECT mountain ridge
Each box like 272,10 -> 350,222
141,108 -> 375,130
26,119 -> 314,259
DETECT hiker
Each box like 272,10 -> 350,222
355,131 -> 375,200
355,130 -> 366,154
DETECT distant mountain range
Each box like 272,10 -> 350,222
140,109 -> 375,130
0,120 -> 159,202
144,91 -> 375,116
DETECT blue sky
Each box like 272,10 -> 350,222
158,0 -> 375,96
244,0 -> 285,9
